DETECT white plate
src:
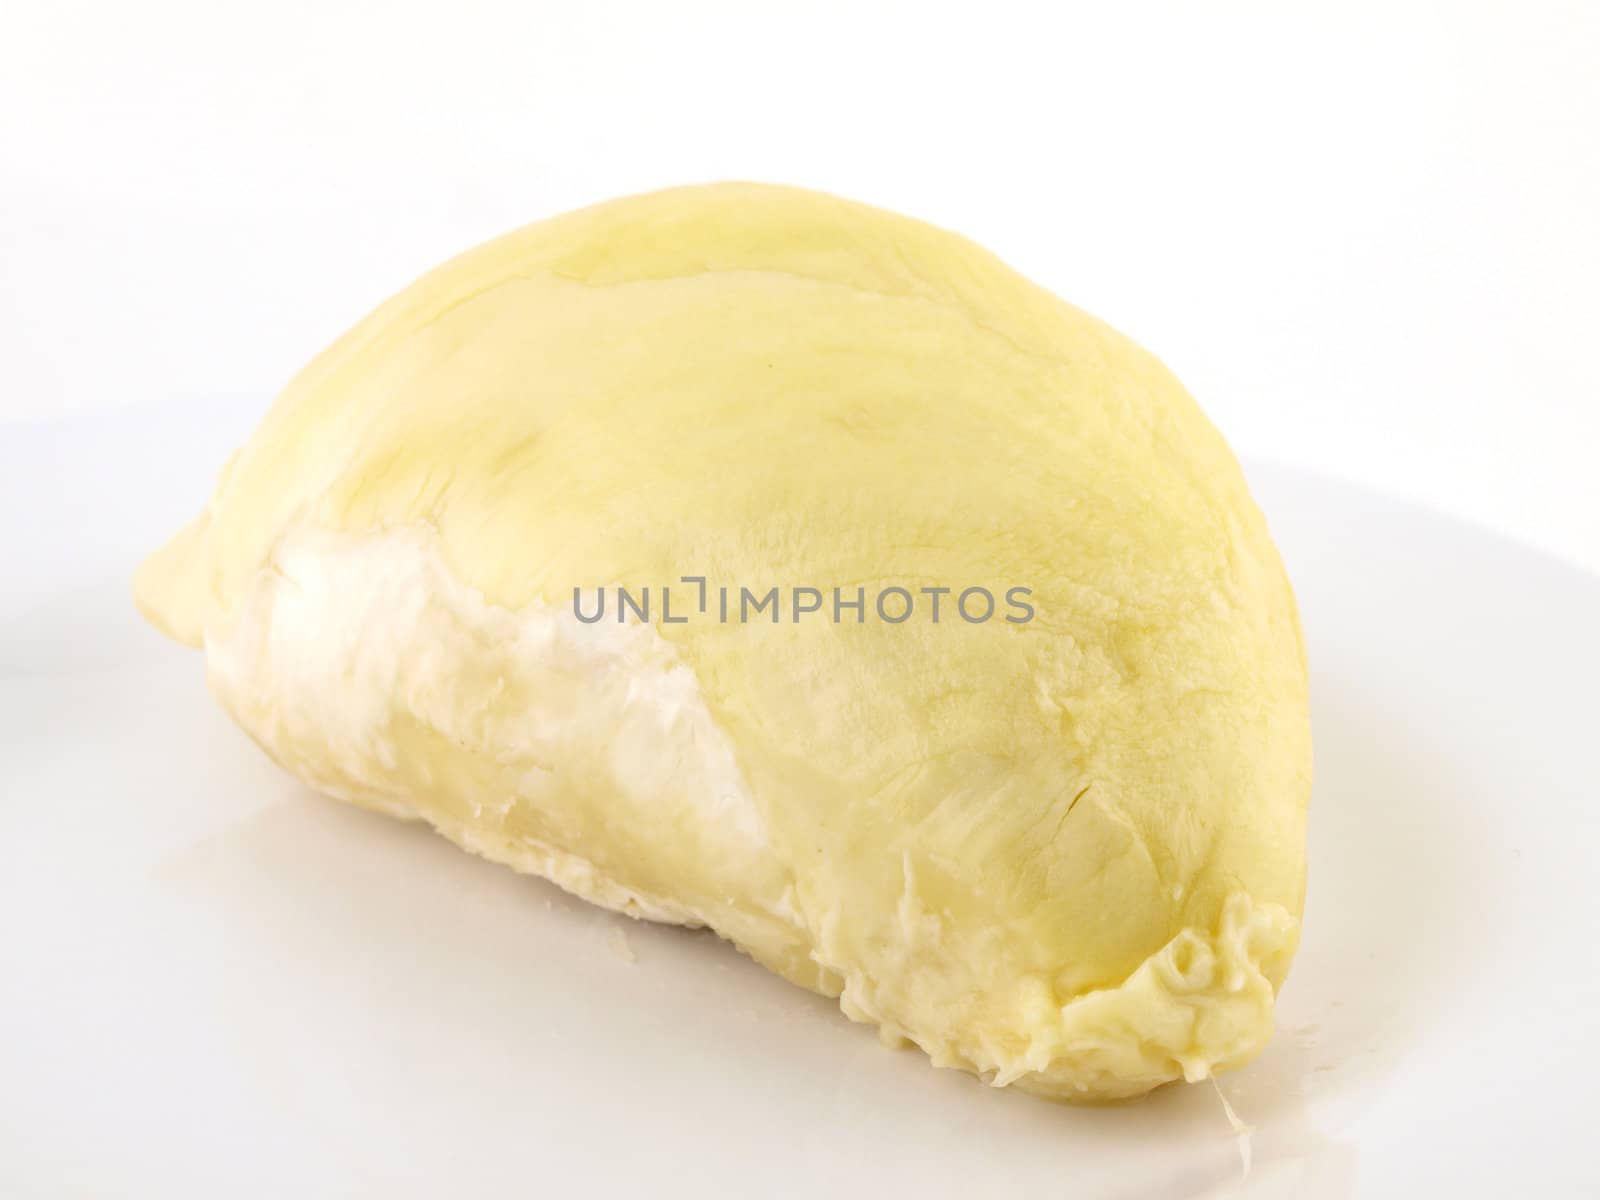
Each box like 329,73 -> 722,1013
3,405 -> 1597,1198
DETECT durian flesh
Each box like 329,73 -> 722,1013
136,183 -> 1311,1102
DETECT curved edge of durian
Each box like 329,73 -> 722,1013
836,892 -> 1297,1104
134,517 -> 1295,1103
133,512 -> 211,647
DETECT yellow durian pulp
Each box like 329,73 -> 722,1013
136,183 -> 1311,1102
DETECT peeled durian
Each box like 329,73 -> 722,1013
136,183 -> 1311,1102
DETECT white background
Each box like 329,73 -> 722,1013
3,0 -> 1597,575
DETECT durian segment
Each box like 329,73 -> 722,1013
137,183 -> 1311,1102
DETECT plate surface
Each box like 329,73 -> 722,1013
3,405 -> 1596,1198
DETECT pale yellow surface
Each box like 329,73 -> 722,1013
136,183 -> 1311,1102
